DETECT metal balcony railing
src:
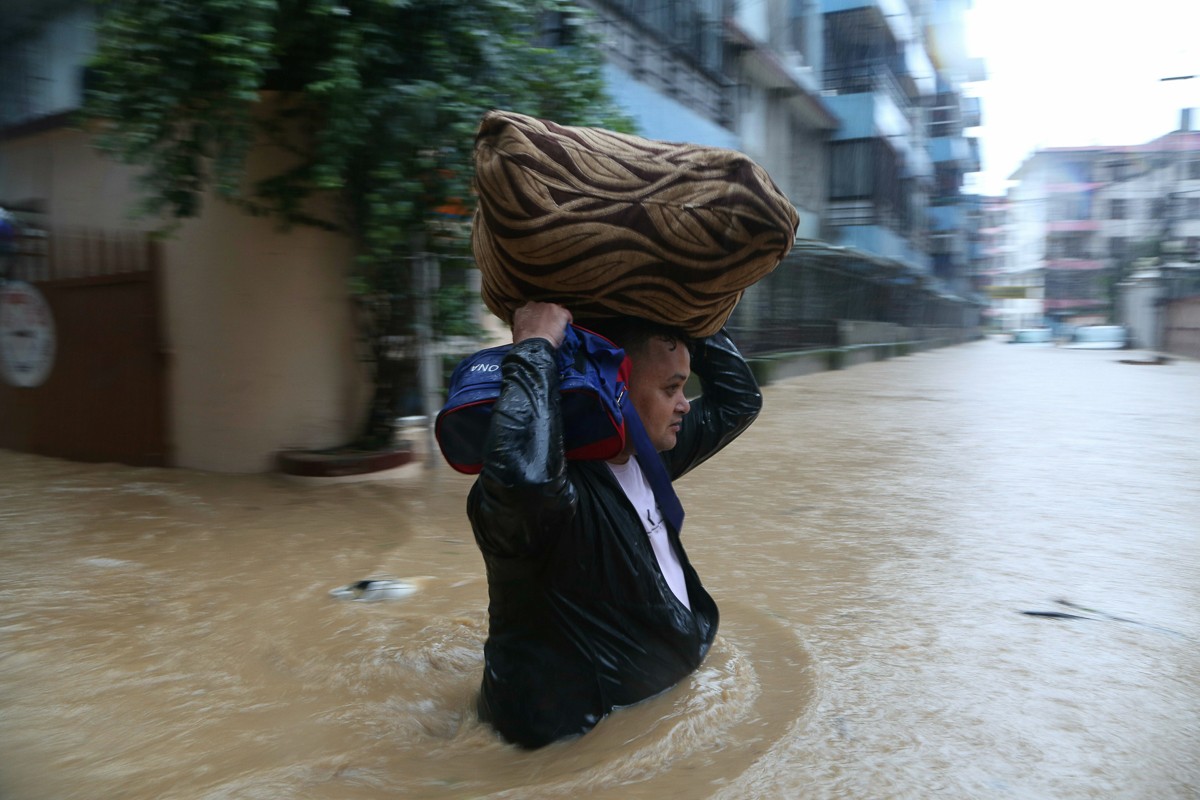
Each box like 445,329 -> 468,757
823,61 -> 911,113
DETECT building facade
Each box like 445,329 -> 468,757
2,0 -> 988,471
819,0 -> 935,272
1003,119 -> 1200,332
580,0 -> 840,240
584,0 -> 984,291
1,2 -> 370,472
925,0 -> 985,299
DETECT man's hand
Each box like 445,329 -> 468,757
513,302 -> 572,348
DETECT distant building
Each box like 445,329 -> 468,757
924,0 -> 986,297
1006,114 -> 1200,331
974,194 -> 1044,331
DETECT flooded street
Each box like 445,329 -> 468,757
2,339 -> 1198,799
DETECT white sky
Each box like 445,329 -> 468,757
962,0 -> 1200,195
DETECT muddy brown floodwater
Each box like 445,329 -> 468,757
2,339 -> 1199,799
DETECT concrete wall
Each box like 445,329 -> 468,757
1164,297 -> 1200,360
1118,276 -> 1164,350
600,69 -> 737,151
745,321 -> 979,384
1,127 -> 370,472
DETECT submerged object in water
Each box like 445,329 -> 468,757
330,578 -> 423,602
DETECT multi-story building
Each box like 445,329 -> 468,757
974,194 -> 1044,331
585,0 -> 986,294
581,0 -> 839,240
1006,114 -> 1200,331
818,0 -> 936,273
976,196 -> 1012,271
927,75 -> 981,294
581,0 -> 986,348
576,0 -> 738,148
724,0 -> 840,240
923,0 -> 985,297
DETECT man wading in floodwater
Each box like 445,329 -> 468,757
468,300 -> 762,748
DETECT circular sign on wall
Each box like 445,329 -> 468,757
0,281 -> 57,388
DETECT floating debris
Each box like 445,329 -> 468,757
330,578 -> 425,602
1117,356 -> 1171,366
1018,599 -> 1187,637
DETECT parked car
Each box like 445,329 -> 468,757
1008,328 -> 1054,345
1062,325 -> 1129,350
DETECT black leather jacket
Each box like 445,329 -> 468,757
467,329 -> 762,748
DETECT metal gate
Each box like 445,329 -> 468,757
0,228 -> 169,466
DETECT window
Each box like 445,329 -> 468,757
1188,160 -> 1200,180
1048,234 -> 1089,258
830,140 -> 874,199
1109,199 -> 1127,219
1053,160 -> 1091,184
1108,160 -> 1136,181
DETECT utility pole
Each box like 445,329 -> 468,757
412,243 -> 441,466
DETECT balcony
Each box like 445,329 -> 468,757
724,20 -> 838,130
898,41 -> 936,99
929,204 -> 965,233
929,136 -> 972,165
824,61 -> 912,113
961,96 -> 981,128
823,90 -> 910,142
966,137 -> 981,173
904,143 -> 933,180
821,0 -> 914,46
1047,220 -> 1101,233
827,211 -> 932,274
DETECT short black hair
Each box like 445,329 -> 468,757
583,316 -> 693,360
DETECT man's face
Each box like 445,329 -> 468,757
629,336 -> 691,453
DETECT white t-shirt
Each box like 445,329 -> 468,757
607,459 -> 691,610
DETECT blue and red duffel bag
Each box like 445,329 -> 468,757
435,325 -> 630,474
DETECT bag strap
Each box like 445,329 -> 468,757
623,402 -> 685,534
562,322 -> 684,531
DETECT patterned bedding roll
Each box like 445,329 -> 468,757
472,110 -> 799,338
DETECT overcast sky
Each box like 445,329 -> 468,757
962,0 -> 1200,195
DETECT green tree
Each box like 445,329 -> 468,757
83,0 -> 633,447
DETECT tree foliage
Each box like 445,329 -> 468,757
84,0 -> 634,447
84,0 -> 633,269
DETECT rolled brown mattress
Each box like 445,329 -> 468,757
471,110 -> 799,338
